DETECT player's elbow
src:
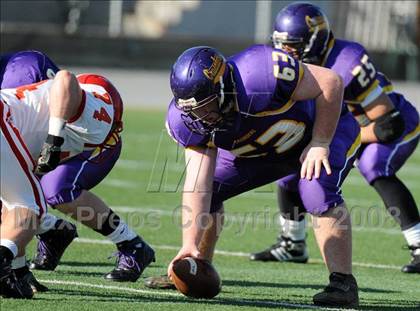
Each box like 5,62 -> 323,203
54,70 -> 74,83
54,70 -> 80,93
50,70 -> 83,120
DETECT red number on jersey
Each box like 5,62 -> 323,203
15,80 -> 48,100
93,92 -> 112,105
93,107 -> 112,124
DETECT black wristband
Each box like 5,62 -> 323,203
46,134 -> 64,147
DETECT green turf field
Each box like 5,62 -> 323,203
2,109 -> 420,311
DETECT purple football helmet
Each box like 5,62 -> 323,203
170,46 -> 233,134
272,2 -> 331,64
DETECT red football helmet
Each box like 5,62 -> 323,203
77,73 -> 123,129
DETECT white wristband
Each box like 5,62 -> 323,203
48,116 -> 66,137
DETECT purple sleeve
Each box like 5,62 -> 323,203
344,47 -> 381,106
228,45 -> 303,115
328,42 -> 382,126
166,99 -> 210,148
271,48 -> 303,104
0,50 -> 60,88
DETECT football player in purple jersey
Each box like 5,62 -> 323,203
0,51 -> 155,290
146,45 -> 361,307
251,2 -> 420,275
0,50 -> 59,88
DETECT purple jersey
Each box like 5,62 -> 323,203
312,38 -> 419,184
167,44 -> 316,160
0,50 -> 59,89
168,44 -> 361,215
321,38 -> 416,126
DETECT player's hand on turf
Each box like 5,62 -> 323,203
35,134 -> 64,175
167,245 -> 202,277
299,141 -> 331,180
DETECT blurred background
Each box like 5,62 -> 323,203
1,0 -> 419,106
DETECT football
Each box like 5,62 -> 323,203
170,257 -> 221,299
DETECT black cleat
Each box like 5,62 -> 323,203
15,266 -> 49,293
104,236 -> 155,282
313,272 -> 359,308
0,271 -> 34,299
30,219 -> 78,271
0,247 -> 33,298
250,235 -> 308,263
0,251 -> 13,282
402,243 -> 420,273
144,275 -> 176,290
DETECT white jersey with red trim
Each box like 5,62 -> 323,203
0,79 -> 114,160
1,102 -> 47,216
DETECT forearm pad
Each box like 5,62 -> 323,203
373,109 -> 405,143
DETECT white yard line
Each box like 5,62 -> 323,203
74,237 -> 401,270
102,179 -> 139,189
39,279 -> 345,310
116,159 -> 184,172
40,279 -> 179,297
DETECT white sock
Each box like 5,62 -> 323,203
11,256 -> 26,269
0,239 -> 18,258
106,221 -> 137,244
402,222 -> 420,246
280,216 -> 306,241
37,213 -> 59,235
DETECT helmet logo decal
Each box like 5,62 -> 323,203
305,15 -> 327,32
203,55 -> 226,84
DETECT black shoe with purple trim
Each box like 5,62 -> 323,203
104,236 -> 155,282
30,219 -> 78,271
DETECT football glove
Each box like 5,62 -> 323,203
35,134 -> 64,175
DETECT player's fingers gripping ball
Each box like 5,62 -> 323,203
169,257 -> 221,299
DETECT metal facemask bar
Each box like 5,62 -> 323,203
272,31 -> 306,59
177,74 -> 227,131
